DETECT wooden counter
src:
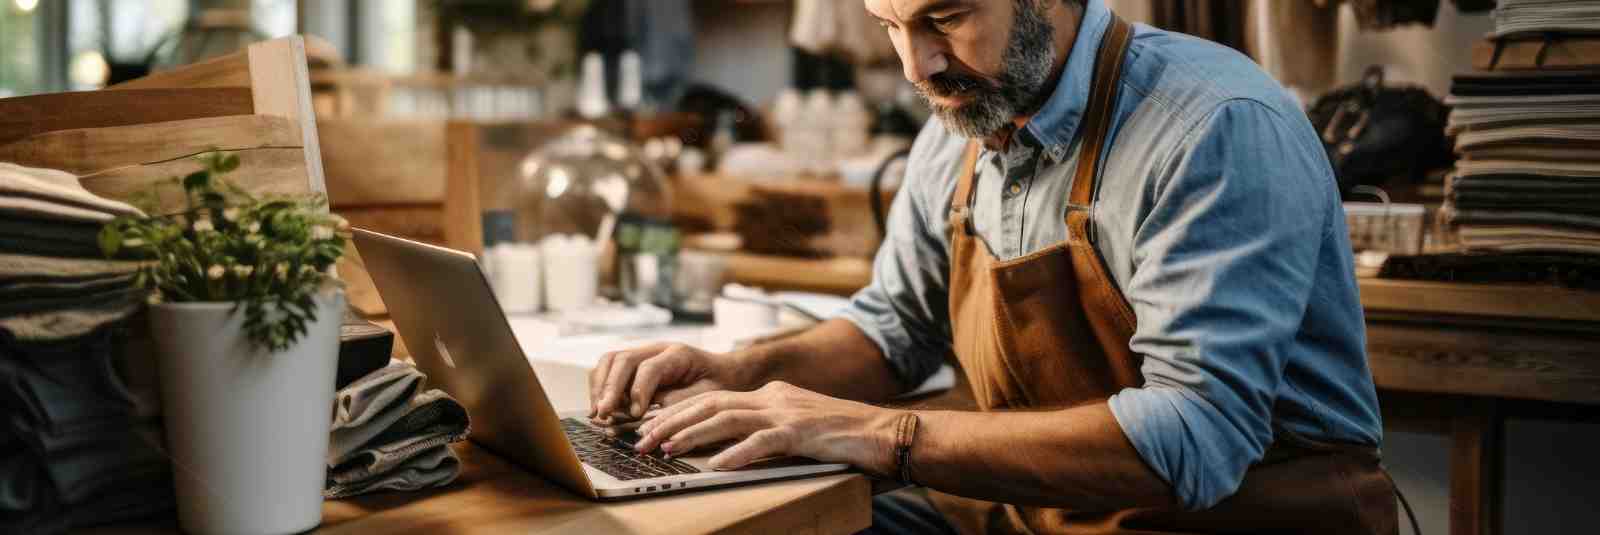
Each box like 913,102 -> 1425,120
81,362 -> 872,535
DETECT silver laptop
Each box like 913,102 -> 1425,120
352,228 -> 850,500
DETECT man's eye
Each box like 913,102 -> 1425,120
875,19 -> 892,29
930,14 -> 963,31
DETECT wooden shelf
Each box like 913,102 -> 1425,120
1358,278 -> 1600,324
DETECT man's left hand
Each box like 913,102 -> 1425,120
630,381 -> 902,474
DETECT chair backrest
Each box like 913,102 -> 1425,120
0,36 -> 326,216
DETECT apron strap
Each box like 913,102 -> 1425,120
949,141 -> 983,235
1067,14 -> 1135,211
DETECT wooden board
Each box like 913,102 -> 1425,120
312,443 -> 869,535
111,36 -> 327,197
1449,399 -> 1502,535
336,205 -> 448,243
79,357 -> 873,535
79,147 -> 313,217
1366,320 -> 1600,405
674,175 -> 897,259
319,119 -> 449,207
0,88 -> 255,147
1359,278 -> 1600,324
0,115 -> 301,176
444,122 -> 483,253
718,252 -> 875,296
1473,36 -> 1600,71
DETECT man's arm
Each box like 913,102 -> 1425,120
630,383 -> 1176,510
633,99 -> 1333,513
735,318 -> 905,402
591,119 -> 960,419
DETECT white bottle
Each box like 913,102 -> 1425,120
483,243 -> 542,314
576,52 -> 611,120
618,50 -> 643,112
802,89 -> 835,175
541,234 -> 599,313
832,91 -> 872,160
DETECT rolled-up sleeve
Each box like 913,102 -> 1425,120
839,122 -> 957,390
1107,99 -> 1334,510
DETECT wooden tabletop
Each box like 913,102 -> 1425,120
81,362 -> 873,535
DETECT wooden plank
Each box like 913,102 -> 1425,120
0,115 -> 301,176
1359,278 -> 1600,323
1366,320 -> 1600,405
110,37 -> 328,197
108,46 -> 252,90
719,252 -> 874,296
337,205 -> 448,243
0,88 -> 255,146
444,122 -> 483,254
79,147 -> 313,217
337,244 -> 389,317
1473,37 -> 1600,71
247,37 -> 328,196
1449,399 -> 1502,535
319,119 -> 448,207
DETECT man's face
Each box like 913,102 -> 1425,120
866,0 -> 1057,140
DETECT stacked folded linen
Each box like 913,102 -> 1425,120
1491,0 -> 1600,37
0,163 -> 172,534
1442,70 -> 1600,256
325,360 -> 470,499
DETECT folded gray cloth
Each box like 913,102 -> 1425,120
0,254 -> 144,342
0,253 -> 143,285
325,360 -> 469,499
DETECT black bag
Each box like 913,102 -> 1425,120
1307,66 -> 1454,197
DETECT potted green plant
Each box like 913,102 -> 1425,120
100,151 -> 347,535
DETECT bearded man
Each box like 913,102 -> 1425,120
589,1 -> 1398,533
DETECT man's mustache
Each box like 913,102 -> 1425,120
916,71 -> 999,100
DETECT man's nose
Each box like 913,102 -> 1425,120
899,34 -> 948,84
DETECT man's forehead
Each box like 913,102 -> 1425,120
865,0 -> 978,21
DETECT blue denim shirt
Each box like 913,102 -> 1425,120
840,0 -> 1382,510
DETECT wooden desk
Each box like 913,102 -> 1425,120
83,363 -> 872,535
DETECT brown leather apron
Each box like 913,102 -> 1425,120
927,14 -> 1398,535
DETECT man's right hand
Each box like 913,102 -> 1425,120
587,342 -> 755,423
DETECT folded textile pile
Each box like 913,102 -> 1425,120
0,163 -> 172,534
1443,67 -> 1600,257
1490,0 -> 1600,37
326,360 -> 470,499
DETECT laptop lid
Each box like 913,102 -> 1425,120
351,228 -> 597,498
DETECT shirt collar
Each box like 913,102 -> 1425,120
1021,0 -> 1113,156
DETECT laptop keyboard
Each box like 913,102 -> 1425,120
561,418 -> 701,481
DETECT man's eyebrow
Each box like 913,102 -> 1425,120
908,0 -> 975,19
871,0 -> 975,24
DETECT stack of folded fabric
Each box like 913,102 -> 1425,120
1490,0 -> 1600,36
1442,12 -> 1600,260
0,163 -> 173,534
326,359 -> 470,499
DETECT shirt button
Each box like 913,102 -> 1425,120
1008,183 -> 1022,195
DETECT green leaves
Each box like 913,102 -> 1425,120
96,150 -> 348,353
183,171 -> 210,191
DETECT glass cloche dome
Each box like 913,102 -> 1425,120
504,124 -> 672,243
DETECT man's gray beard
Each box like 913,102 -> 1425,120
926,4 -> 1057,140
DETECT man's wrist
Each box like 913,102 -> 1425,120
724,345 -> 775,391
862,408 -> 909,479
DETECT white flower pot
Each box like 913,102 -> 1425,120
150,293 -> 345,535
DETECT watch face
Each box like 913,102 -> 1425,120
433,333 -> 457,369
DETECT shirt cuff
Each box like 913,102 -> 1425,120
837,307 -> 940,391
1108,385 -> 1260,511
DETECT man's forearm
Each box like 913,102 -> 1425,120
906,402 -> 1176,510
730,318 -> 905,402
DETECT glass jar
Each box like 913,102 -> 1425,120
485,125 -> 673,310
